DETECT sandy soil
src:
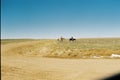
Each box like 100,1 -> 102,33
1,41 -> 120,80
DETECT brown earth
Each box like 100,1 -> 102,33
1,41 -> 120,80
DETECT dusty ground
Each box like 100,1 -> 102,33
1,41 -> 120,80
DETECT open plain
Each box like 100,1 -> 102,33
1,39 -> 120,80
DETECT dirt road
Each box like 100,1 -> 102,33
1,41 -> 120,80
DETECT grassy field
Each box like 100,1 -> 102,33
1,38 -> 120,80
1,39 -> 36,45
49,38 -> 120,58
1,38 -> 120,58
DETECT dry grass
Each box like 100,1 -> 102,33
1,38 -> 120,58
44,38 -> 120,58
1,38 -> 120,80
1,39 -> 36,45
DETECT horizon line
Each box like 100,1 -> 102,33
1,37 -> 120,40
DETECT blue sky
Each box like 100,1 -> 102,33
1,0 -> 120,39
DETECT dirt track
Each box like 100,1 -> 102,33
1,41 -> 120,80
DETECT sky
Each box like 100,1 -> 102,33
1,0 -> 120,39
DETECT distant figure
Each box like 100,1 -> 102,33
57,37 -> 65,42
69,36 -> 76,42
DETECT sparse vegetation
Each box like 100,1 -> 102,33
2,38 -> 120,80
1,39 -> 35,44
1,38 -> 120,58
45,38 -> 120,58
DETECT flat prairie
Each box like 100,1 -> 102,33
1,39 -> 120,80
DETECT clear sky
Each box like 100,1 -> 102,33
1,0 -> 120,39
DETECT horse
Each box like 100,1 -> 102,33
57,37 -> 65,42
69,37 -> 76,42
